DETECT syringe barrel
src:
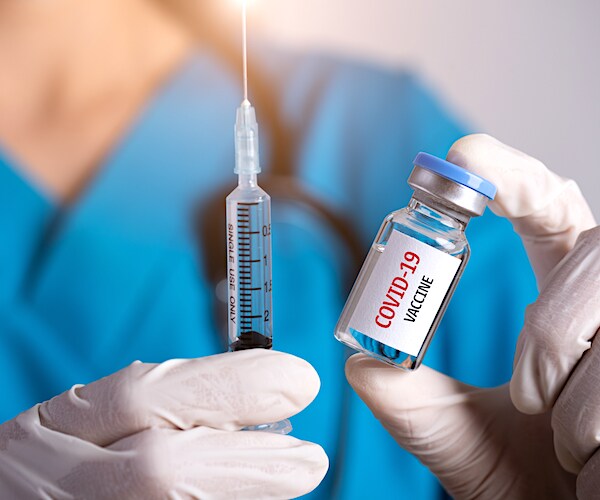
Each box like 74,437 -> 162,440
225,183 -> 273,351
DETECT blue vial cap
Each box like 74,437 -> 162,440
413,152 -> 497,200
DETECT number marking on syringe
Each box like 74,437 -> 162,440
237,203 -> 265,333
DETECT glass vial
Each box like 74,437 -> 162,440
335,152 -> 496,370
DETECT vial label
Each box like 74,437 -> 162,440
348,230 -> 461,357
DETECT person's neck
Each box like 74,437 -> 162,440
0,0 -> 194,202
0,0 -> 193,122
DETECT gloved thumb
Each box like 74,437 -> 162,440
446,134 -> 596,288
345,354 -> 508,497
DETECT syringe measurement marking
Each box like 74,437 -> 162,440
237,204 -> 262,333
236,205 -> 271,335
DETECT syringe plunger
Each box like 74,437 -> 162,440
234,100 -> 261,175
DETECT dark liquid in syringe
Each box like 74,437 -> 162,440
230,331 -> 273,351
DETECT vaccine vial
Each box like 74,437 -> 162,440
335,152 -> 496,370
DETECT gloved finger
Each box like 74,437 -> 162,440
0,405 -> 120,498
510,227 -> 600,415
552,324 -> 600,474
61,427 -> 328,500
576,446 -> 600,500
446,134 -> 596,287
39,349 -> 320,446
0,406 -> 328,499
345,354 -> 510,498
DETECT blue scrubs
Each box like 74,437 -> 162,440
0,48 -> 537,498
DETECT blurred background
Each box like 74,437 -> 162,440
247,0 -> 600,217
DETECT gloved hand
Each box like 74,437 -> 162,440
346,134 -> 599,499
0,349 -> 328,499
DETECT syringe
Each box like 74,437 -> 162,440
226,100 -> 273,351
226,0 -> 274,350
226,0 -> 289,434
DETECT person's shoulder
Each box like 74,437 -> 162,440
257,44 -> 466,150
257,44 -> 409,83
256,45 -> 423,110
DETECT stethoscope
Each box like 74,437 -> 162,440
194,38 -> 365,495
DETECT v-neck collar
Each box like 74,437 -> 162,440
0,150 -> 54,303
0,147 -> 55,207
0,51 -> 200,305
0,48 -> 203,213
0,48 -> 239,363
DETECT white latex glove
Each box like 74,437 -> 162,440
346,134 -> 599,499
0,349 -> 328,499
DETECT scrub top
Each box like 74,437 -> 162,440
0,47 -> 537,499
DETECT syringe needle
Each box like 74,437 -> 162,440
242,0 -> 248,102
235,0 -> 259,177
